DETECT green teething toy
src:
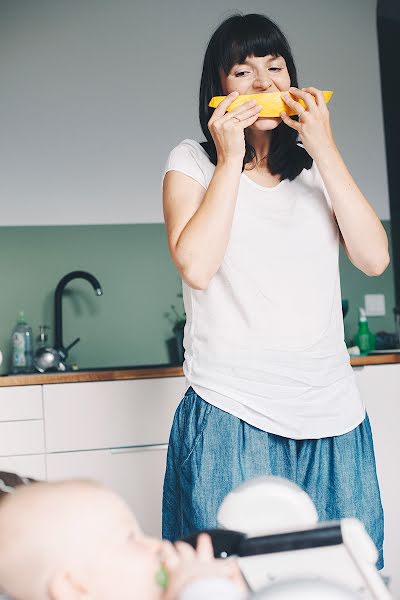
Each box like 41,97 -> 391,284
155,565 -> 169,588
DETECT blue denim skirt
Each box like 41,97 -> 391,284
162,387 -> 384,570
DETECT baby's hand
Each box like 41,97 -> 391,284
161,533 -> 248,600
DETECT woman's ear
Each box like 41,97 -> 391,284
48,571 -> 90,600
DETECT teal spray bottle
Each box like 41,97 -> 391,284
354,307 -> 376,355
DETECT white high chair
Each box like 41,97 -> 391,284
216,476 -> 391,599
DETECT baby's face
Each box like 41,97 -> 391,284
0,482 -> 165,600
82,497 -> 164,600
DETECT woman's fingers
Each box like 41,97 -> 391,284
222,103 -> 262,124
209,91 -> 239,120
212,97 -> 262,123
287,87 -> 317,113
218,99 -> 261,122
279,110 -> 301,132
301,86 -> 328,111
224,98 -> 257,116
209,101 -> 261,135
240,111 -> 264,129
281,91 -> 308,117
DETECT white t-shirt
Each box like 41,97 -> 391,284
163,139 -> 364,439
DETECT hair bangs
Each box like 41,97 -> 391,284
218,14 -> 290,74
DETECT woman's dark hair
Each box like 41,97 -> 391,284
199,13 -> 312,180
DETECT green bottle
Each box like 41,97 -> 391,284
354,307 -> 375,355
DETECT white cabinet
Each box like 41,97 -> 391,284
353,365 -> 400,597
47,444 -> 168,537
0,385 -> 45,479
0,420 -> 45,456
43,377 -> 186,452
0,376 -> 186,533
43,376 -> 186,535
0,385 -> 42,421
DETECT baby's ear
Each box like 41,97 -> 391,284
48,571 -> 90,600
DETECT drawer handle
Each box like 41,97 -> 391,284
110,444 -> 168,455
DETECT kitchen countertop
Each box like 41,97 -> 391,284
0,364 -> 184,387
0,353 -> 400,387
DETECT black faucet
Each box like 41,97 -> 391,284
54,270 -> 103,356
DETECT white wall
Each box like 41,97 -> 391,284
0,0 -> 389,224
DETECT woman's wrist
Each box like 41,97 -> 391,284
313,143 -> 341,172
216,155 -> 243,172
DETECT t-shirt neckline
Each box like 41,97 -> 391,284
241,172 -> 287,192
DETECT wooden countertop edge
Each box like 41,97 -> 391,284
0,354 -> 400,387
0,366 -> 185,387
350,353 -> 400,366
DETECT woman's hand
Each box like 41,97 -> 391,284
208,92 -> 262,165
280,87 -> 337,160
161,533 -> 248,599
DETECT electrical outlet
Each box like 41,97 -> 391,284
364,294 -> 386,317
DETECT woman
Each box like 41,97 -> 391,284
161,13 -> 388,569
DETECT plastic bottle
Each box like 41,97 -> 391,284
354,307 -> 376,355
11,311 -> 33,374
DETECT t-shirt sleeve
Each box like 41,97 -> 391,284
312,160 -> 333,213
297,142 -> 333,213
162,141 -> 208,189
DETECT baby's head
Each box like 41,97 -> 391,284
0,479 -> 164,600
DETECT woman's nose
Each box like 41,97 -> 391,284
254,76 -> 273,92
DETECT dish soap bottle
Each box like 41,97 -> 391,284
11,311 -> 33,374
354,307 -> 376,355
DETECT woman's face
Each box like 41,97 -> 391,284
219,54 -> 291,131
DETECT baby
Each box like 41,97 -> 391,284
0,479 -> 246,600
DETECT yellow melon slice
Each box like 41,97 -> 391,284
209,90 -> 333,118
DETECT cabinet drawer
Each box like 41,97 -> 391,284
47,445 -> 168,537
0,420 -> 45,456
0,385 -> 42,421
0,454 -> 46,480
44,377 -> 187,452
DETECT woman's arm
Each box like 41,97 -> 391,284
280,87 -> 390,276
163,94 -> 262,290
163,160 -> 242,290
315,146 -> 389,276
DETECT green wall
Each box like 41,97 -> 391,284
339,221 -> 395,344
0,225 -> 183,375
0,221 -> 395,376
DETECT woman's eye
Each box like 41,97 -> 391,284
269,67 -> 282,72
235,71 -> 250,77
